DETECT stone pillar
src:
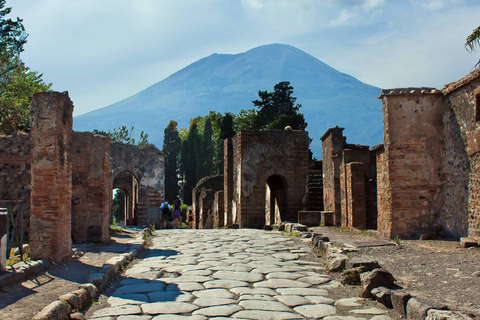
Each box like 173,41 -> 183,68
224,138 -> 233,227
30,92 -> 73,261
214,190 -> 224,228
346,162 -> 366,229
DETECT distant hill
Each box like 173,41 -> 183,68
73,44 -> 383,158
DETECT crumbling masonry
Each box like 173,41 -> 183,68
0,92 -> 165,262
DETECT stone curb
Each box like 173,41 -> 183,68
309,232 -> 472,320
0,259 -> 51,290
31,228 -> 150,320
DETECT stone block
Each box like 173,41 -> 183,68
327,253 -> 347,272
79,283 -> 100,300
426,309 -> 472,320
298,211 -> 321,227
293,224 -> 308,232
346,258 -> 381,271
406,297 -> 448,320
360,268 -> 395,298
460,237 -> 479,248
391,290 -> 411,318
371,286 -> 393,308
32,300 -> 72,320
321,211 -> 335,226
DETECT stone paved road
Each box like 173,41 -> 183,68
87,229 -> 392,320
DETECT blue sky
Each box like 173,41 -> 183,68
11,0 -> 480,116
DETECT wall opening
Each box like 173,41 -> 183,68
112,171 -> 138,225
265,175 -> 287,225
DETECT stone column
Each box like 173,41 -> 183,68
30,92 -> 73,261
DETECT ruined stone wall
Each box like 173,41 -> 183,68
443,73 -> 480,237
192,175 -> 223,229
110,143 -> 165,225
231,130 -> 309,228
223,138 -> 234,227
30,92 -> 73,261
0,133 -> 31,237
213,190 -> 224,229
375,145 -> 391,236
341,162 -> 366,229
72,132 -> 111,242
379,90 -> 447,238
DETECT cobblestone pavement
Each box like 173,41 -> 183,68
86,229 -> 392,320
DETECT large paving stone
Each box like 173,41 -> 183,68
239,294 -> 276,301
238,300 -> 291,312
323,316 -> 366,320
115,282 -> 166,295
204,279 -> 250,289
161,275 -> 212,283
297,275 -> 331,285
108,294 -> 150,306
305,295 -> 336,305
294,304 -> 337,318
253,278 -> 310,288
276,287 -> 328,296
170,282 -> 205,291
141,302 -> 199,315
148,291 -> 193,302
335,297 -> 366,307
192,288 -> 235,299
274,295 -> 312,307
212,271 -> 264,282
151,316 -> 206,320
192,305 -> 242,317
265,272 -> 303,280
92,305 -> 142,318
232,310 -> 300,319
193,298 -> 237,307
117,316 -> 153,320
230,287 -> 277,296
349,308 -> 388,315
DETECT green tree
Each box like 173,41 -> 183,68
180,119 -> 201,205
252,81 -> 307,130
163,121 -> 181,202
112,189 -> 125,223
202,118 -> 214,177
466,25 -> 480,67
0,1 -> 51,135
93,126 -> 149,146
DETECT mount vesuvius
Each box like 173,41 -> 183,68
73,44 -> 383,158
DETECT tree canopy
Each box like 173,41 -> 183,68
93,126 -> 149,145
466,25 -> 480,68
163,121 -> 182,202
0,0 -> 51,135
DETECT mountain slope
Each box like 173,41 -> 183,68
73,44 -> 383,158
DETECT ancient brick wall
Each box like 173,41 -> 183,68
378,89 -> 448,238
110,143 -> 165,226
345,162 -> 366,229
321,127 -> 346,225
72,132 -> 111,242
30,92 -> 73,261
0,133 -> 31,237
223,138 -> 234,227
229,130 -> 309,228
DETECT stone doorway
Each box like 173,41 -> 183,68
265,175 -> 287,225
112,171 -> 139,225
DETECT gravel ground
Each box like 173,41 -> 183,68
309,226 -> 480,318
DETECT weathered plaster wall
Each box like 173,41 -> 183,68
72,132 -> 111,242
0,133 -> 30,237
229,130 -> 309,228
30,92 -> 73,261
110,143 -> 165,225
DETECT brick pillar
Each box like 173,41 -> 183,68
224,138 -> 233,227
30,92 -> 73,261
346,162 -> 366,229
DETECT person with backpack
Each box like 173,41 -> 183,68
160,200 -> 170,229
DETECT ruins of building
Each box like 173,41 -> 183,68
192,175 -> 224,229
321,69 -> 480,240
0,92 -> 165,263
222,130 -> 310,228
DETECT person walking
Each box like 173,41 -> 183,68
172,198 -> 182,229
160,200 -> 170,229
187,209 -> 194,229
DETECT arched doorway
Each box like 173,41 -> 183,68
265,175 -> 287,225
112,171 -> 139,225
